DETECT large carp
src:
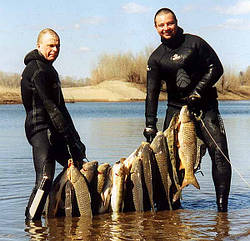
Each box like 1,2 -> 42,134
110,160 -> 128,212
130,156 -> 144,212
136,142 -> 156,212
177,105 -> 200,191
150,131 -> 172,210
80,160 -> 99,214
97,163 -> 112,194
80,160 -> 98,185
67,159 -> 92,218
97,163 -> 112,214
163,114 -> 181,192
46,167 -> 68,217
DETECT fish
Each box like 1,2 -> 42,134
110,159 -> 128,212
46,167 -> 68,218
80,160 -> 100,214
80,160 -> 98,185
123,150 -> 137,172
65,180 -> 75,217
177,105 -> 200,191
195,137 -> 206,172
163,114 -> 181,192
136,142 -> 156,212
97,163 -> 113,214
97,163 -> 112,194
150,131 -> 172,210
67,159 -> 92,218
130,156 -> 144,212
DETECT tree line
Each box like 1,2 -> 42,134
90,49 -> 250,94
1,48 -> 250,94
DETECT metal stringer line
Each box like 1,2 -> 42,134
195,114 -> 250,189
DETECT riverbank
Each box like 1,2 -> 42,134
1,79 -> 250,104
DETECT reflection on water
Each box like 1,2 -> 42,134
0,102 -> 250,240
24,210 -> 244,241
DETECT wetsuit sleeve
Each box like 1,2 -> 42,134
32,71 -> 80,144
194,38 -> 223,95
145,56 -> 161,126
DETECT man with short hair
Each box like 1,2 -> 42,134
143,8 -> 231,212
21,28 -> 86,221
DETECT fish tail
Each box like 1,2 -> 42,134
181,175 -> 200,190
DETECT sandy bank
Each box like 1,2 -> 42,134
62,80 -> 148,102
1,80 -> 250,104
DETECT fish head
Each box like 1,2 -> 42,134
179,105 -> 191,123
112,162 -> 128,180
97,163 -> 110,175
81,160 -> 98,173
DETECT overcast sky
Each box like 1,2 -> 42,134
1,0 -> 250,79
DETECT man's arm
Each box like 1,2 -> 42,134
193,38 -> 224,95
32,71 -> 86,161
144,57 -> 161,142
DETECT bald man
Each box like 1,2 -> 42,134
21,28 -> 86,221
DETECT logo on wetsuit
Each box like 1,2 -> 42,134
171,53 -> 182,61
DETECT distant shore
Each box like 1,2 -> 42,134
1,80 -> 250,105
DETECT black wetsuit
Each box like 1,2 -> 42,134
21,49 -> 86,220
145,27 -> 231,212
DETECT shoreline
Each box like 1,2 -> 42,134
1,80 -> 250,105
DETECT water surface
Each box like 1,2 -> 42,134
0,101 -> 249,240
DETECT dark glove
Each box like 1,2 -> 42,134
68,140 -> 86,168
143,125 -> 157,143
187,90 -> 201,115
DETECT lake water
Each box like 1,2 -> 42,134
0,101 -> 250,240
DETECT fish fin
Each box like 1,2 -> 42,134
101,192 -> 105,202
181,176 -> 200,190
179,160 -> 184,170
119,157 -> 126,163
173,189 -> 182,203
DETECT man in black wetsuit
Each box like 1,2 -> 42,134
143,8 -> 231,212
21,28 -> 86,221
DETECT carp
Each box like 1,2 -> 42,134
97,163 -> 112,214
110,159 -> 128,212
130,156 -> 144,212
46,167 -> 68,217
80,160 -> 98,185
67,159 -> 92,218
163,114 -> 181,192
177,105 -> 200,191
137,142 -> 156,212
150,131 -> 172,210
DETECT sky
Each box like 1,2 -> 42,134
1,0 -> 250,79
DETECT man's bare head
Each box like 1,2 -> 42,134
37,28 -> 60,62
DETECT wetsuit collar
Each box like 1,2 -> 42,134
24,49 -> 53,66
161,27 -> 184,49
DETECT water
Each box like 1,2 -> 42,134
0,101 -> 250,240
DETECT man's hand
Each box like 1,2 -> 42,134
143,125 -> 157,143
187,90 -> 201,114
69,140 -> 86,168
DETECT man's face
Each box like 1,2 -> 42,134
37,33 -> 60,62
155,13 -> 178,40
